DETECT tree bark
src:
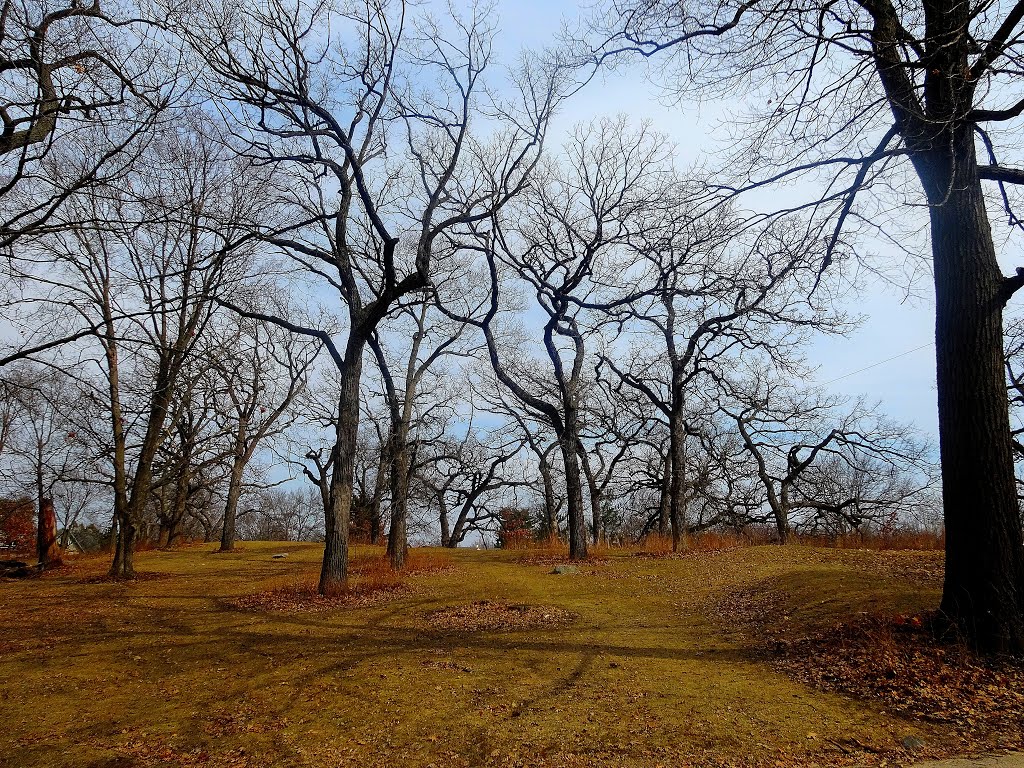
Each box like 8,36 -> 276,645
580,447 -> 604,545
320,346 -> 364,594
369,445 -> 388,545
439,494 -> 451,547
924,132 -> 1024,652
558,413 -> 589,560
220,429 -> 248,552
110,355 -> 177,578
36,497 -> 61,567
386,418 -> 411,569
667,400 -> 688,552
858,0 -> 1024,653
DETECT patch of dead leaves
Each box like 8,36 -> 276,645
229,582 -> 410,614
425,600 -> 577,632
716,580 -> 1024,756
776,613 -> 1024,740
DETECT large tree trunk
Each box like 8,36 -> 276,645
924,133 -> 1024,653
220,449 -> 246,552
110,363 -> 174,579
104,335 -> 132,574
36,498 -> 61,567
320,347 -> 364,594
774,476 -> 791,544
860,0 -> 1024,653
165,466 -> 189,549
385,306 -> 424,569
369,445 -> 388,545
667,399 -> 688,552
773,506 -> 790,544
111,519 -> 137,578
439,495 -> 451,547
386,419 -> 411,569
559,410 -> 588,560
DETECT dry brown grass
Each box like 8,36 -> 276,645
792,529 -> 945,550
1,541 -> 1012,768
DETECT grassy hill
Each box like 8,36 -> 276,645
1,542 -> 1020,767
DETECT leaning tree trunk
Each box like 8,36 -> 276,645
925,135 -> 1024,653
320,348 -> 364,594
110,367 -> 173,579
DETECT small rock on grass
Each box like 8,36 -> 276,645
551,565 -> 578,575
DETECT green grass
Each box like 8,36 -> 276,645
0,542 -> 948,767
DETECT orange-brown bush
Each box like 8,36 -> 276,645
0,498 -> 35,556
792,529 -> 944,551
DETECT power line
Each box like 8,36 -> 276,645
820,342 -> 933,385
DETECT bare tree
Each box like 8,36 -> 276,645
723,376 -> 936,540
182,0 -> 560,591
0,0 -> 170,250
454,119 -> 668,559
210,314 -> 316,551
150,374 -> 225,548
590,0 -> 1024,651
368,287 -> 475,568
598,201 -> 839,550
11,119 -> 265,577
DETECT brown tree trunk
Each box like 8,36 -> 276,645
559,411 -> 588,560
369,445 -> 388,545
385,305 -> 424,570
320,347 -> 364,594
386,420 -> 411,569
923,134 -> 1024,652
165,466 -> 189,549
859,0 -> 1024,653
36,498 -> 61,567
110,367 -> 173,578
580,447 -> 604,545
668,401 -> 688,552
112,519 -> 136,578
220,452 -> 246,552
773,507 -> 790,544
439,495 -> 451,547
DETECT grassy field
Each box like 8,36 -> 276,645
0,541 -> 1016,767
